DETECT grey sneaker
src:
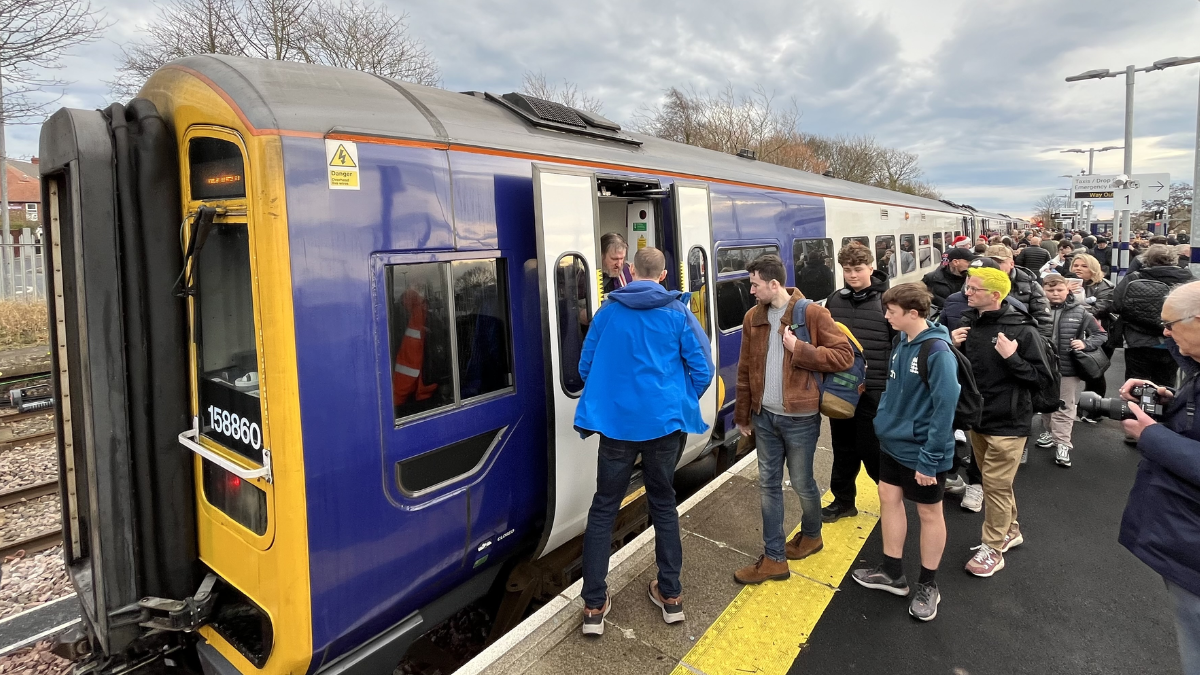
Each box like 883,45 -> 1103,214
1036,432 -> 1054,448
908,582 -> 941,621
954,429 -> 967,444
1055,443 -> 1072,467
851,565 -> 910,596
961,484 -> 983,512
944,474 -> 966,496
581,594 -> 610,636
648,581 -> 684,624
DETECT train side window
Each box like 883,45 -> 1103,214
793,237 -> 834,301
932,232 -> 943,254
555,254 -> 592,397
898,234 -> 916,274
687,247 -> 711,337
841,236 -> 870,249
716,245 -> 778,274
918,234 -> 933,269
453,260 -> 514,400
387,263 -> 455,420
196,222 -> 265,464
875,235 -> 897,279
716,278 -> 754,332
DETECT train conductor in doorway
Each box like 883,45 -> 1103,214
600,232 -> 634,295
573,247 -> 714,636
733,254 -> 854,584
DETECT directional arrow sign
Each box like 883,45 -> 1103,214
1134,173 -> 1170,201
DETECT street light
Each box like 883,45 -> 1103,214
1065,55 -> 1200,279
1060,146 -> 1123,175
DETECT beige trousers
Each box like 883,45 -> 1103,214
969,431 -> 1026,550
1048,376 -> 1084,447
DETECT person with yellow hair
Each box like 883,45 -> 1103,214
951,265 -> 1053,578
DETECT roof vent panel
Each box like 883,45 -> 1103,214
503,93 -> 586,127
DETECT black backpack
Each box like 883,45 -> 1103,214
1028,331 -> 1063,414
895,336 -> 982,431
1120,272 -> 1182,330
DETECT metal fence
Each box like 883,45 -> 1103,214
0,228 -> 46,302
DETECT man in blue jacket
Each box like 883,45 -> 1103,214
852,283 -> 959,622
574,247 -> 714,637
1120,280 -> 1200,675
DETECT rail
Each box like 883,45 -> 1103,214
0,479 -> 58,508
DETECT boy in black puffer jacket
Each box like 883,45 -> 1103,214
1032,275 -> 1106,468
821,243 -> 896,522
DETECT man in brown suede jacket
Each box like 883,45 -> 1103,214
733,254 -> 854,584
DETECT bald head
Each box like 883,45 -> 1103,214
1166,280 -> 1200,317
632,247 -> 667,281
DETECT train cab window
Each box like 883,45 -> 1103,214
387,263 -> 455,420
452,259 -> 514,400
875,235 -> 898,279
555,255 -> 592,397
687,247 -> 711,337
793,238 -> 834,301
715,244 -> 778,332
898,234 -> 916,274
196,222 -> 265,464
190,137 -> 246,200
841,236 -> 870,249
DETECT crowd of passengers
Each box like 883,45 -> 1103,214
569,230 -> 1200,675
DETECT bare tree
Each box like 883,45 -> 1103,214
804,134 -> 882,184
1,0 -> 108,232
520,71 -> 602,113
1134,181 -> 1192,233
112,0 -> 439,98
1032,193 -> 1065,227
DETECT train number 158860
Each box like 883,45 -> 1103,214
207,405 -> 263,451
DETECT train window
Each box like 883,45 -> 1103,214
919,247 -> 933,268
932,232 -> 943,253
452,260 -> 514,400
716,245 -> 778,275
687,247 -> 711,337
716,278 -> 754,332
919,234 -> 931,246
898,234 -> 916,274
202,461 -> 267,535
555,254 -> 592,397
875,235 -> 897,279
387,263 -> 455,420
195,222 -> 264,465
944,231 -> 954,248
841,236 -> 870,249
793,238 -> 834,301
189,137 -> 246,200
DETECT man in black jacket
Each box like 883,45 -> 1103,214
1114,244 -> 1194,387
987,245 -> 1052,337
952,267 -> 1052,578
922,247 -> 973,308
1015,236 -> 1050,273
1092,237 -> 1113,277
821,243 -> 894,522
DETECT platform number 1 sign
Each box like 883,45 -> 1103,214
1112,188 -> 1142,211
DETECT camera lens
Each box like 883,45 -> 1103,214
1076,392 -> 1133,421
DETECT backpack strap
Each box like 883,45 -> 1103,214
915,339 -> 950,389
790,298 -> 814,343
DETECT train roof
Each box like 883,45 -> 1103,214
159,55 -> 966,216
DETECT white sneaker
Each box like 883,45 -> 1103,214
1055,443 -> 1072,467
954,429 -> 967,444
1035,432 -> 1054,448
944,474 -> 967,496
961,484 -> 983,512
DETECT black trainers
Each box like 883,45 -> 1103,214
851,565 -> 910,596
648,581 -> 684,624
821,502 -> 858,523
581,594 -> 610,636
908,582 -> 941,621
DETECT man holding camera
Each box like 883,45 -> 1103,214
1119,280 -> 1200,675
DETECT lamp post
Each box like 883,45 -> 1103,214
1066,55 -> 1200,280
1060,146 -> 1123,175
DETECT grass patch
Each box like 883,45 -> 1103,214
0,300 -> 49,348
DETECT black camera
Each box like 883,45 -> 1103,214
1076,385 -> 1165,421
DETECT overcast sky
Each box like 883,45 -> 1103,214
10,0 -> 1200,218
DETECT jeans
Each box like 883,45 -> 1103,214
581,431 -> 684,609
828,390 -> 881,508
1168,579 -> 1200,675
753,410 -> 822,562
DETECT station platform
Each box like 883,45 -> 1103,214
459,357 -> 1182,675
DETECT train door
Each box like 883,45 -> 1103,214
672,182 -> 718,465
531,165 -> 601,555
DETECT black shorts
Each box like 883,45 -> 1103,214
878,452 -> 947,504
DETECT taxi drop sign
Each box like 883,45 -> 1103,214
325,139 -> 360,190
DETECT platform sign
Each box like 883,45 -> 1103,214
1136,173 -> 1170,202
1113,188 -> 1142,211
1073,175 -> 1115,199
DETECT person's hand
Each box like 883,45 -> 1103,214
782,326 -> 798,352
1121,401 -> 1158,441
951,326 -> 969,345
915,471 -> 936,487
1119,379 -> 1174,402
995,332 -> 1018,358
737,423 -> 754,437
1070,339 -> 1086,351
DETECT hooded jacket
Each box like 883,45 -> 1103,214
874,323 -> 960,477
823,270 -> 895,393
734,288 -> 854,425
574,281 -> 713,441
921,264 -> 966,307
1047,294 -> 1106,377
1120,340 -> 1200,597
1114,264 -> 1195,349
1081,277 -> 1115,331
960,301 -> 1050,437
1008,265 -> 1052,337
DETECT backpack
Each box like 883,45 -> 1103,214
897,336 -> 982,431
1120,272 -> 1182,330
1029,331 -> 1064,414
790,299 -> 867,419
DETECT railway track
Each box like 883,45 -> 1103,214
1,480 -> 63,559
0,409 -> 54,424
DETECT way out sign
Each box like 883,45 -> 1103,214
325,139 -> 360,190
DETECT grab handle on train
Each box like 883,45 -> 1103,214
178,417 -> 273,483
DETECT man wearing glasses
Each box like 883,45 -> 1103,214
1120,280 -> 1200,675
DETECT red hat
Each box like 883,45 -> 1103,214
951,235 -> 970,246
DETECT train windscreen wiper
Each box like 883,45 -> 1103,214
174,205 -> 218,298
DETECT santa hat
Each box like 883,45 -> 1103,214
952,235 -> 971,247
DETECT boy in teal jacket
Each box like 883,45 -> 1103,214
852,283 -> 960,622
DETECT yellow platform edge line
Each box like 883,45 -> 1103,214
672,471 -> 880,675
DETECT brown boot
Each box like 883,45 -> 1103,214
785,533 -> 824,560
734,554 -> 791,584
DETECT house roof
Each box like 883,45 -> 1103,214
6,162 -> 39,204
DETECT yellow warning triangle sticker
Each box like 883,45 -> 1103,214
329,144 -> 357,167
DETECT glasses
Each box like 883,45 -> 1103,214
963,285 -> 985,295
1162,315 -> 1200,331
